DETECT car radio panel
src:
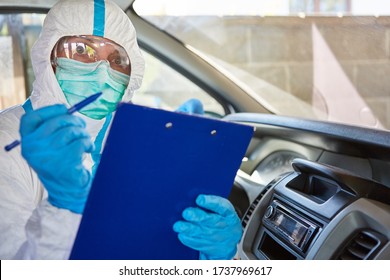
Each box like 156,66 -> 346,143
258,199 -> 320,258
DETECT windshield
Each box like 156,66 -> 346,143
134,0 -> 390,131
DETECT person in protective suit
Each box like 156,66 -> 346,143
0,0 -> 242,260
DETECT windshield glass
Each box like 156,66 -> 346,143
134,0 -> 390,131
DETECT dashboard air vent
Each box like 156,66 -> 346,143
242,185 -> 270,228
337,231 -> 383,260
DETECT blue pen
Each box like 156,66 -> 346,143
4,92 -> 102,152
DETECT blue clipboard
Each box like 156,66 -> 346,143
69,103 -> 253,260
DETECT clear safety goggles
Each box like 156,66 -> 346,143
51,35 -> 131,75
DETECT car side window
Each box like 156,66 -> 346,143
132,51 -> 225,116
0,13 -> 44,109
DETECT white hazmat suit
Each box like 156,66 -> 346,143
0,0 -> 144,259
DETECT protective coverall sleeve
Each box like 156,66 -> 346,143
0,107 -> 84,259
173,194 -> 243,260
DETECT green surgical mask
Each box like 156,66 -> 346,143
55,58 -> 130,120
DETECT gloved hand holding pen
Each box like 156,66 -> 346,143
173,194 -> 243,260
20,104 -> 94,214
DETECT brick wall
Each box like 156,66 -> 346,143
148,15 -> 390,128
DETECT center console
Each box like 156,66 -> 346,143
240,158 -> 390,260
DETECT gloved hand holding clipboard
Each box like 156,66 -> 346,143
70,103 -> 254,260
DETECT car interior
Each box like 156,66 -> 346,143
225,113 -> 390,260
0,0 -> 389,260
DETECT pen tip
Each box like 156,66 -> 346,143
91,92 -> 102,101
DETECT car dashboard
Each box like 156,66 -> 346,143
224,113 -> 390,260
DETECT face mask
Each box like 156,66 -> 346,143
55,58 -> 130,120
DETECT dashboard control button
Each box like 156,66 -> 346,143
264,205 -> 274,219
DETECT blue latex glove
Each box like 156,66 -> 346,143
173,194 -> 242,260
20,104 -> 94,214
175,98 -> 204,115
